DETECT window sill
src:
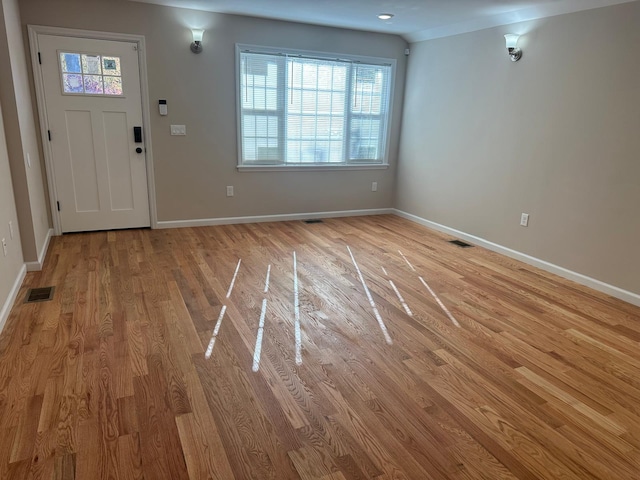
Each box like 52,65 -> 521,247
237,164 -> 389,172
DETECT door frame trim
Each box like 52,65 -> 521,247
27,25 -> 158,234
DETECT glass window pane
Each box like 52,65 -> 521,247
316,117 -> 330,137
301,116 -> 316,138
82,55 -> 102,75
104,76 -> 123,96
317,65 -> 333,91
332,93 -> 345,114
317,91 -> 332,114
257,147 -> 279,161
240,50 -> 391,166
242,87 -> 255,109
255,117 -> 268,136
287,116 -> 300,138
301,141 -> 318,163
351,118 -> 380,159
265,88 -> 278,110
268,117 -> 278,136
244,139 -> 257,160
352,118 -> 380,139
102,56 -> 121,76
287,141 -> 301,163
314,142 -> 329,162
60,53 -> 82,73
247,57 -> 271,76
301,63 -> 318,89
331,118 -> 344,139
254,89 -> 266,110
289,90 -> 301,114
371,95 -> 382,115
60,52 -> 124,96
266,64 -> 278,88
62,74 -> 84,94
302,91 -> 317,113
290,62 -> 302,88
252,74 -> 265,88
244,115 -> 256,137
332,67 -> 347,91
83,75 -> 104,94
329,142 -> 343,162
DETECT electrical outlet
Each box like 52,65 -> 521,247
9,221 -> 14,239
226,186 -> 234,197
520,213 -> 529,227
2,238 -> 7,257
371,182 -> 378,192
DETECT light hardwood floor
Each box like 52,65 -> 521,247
1,215 -> 639,479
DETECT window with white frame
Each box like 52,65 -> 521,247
237,47 -> 394,167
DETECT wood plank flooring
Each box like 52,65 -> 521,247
1,215 -> 639,479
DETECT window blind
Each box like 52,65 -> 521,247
239,50 -> 392,166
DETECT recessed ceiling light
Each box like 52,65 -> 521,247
378,13 -> 394,20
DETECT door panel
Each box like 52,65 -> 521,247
66,110 -> 100,212
39,34 -> 150,233
103,111 -> 135,211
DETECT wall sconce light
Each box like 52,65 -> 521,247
504,34 -> 522,62
191,29 -> 204,54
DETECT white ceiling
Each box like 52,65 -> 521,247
129,0 -> 637,42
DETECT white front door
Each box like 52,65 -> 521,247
38,34 -> 150,233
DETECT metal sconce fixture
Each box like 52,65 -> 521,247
191,29 -> 204,54
504,34 -> 522,62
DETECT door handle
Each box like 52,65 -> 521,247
133,126 -> 143,143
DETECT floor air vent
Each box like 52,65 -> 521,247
449,239 -> 473,248
303,219 -> 324,224
25,287 -> 55,303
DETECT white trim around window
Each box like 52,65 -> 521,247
235,44 -> 396,171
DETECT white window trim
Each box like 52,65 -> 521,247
237,164 -> 389,172
235,44 -> 396,172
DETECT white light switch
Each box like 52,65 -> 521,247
170,125 -> 186,135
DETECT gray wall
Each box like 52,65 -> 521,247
19,0 -> 408,222
11,0 -> 638,302
396,2 -> 640,295
0,0 -> 50,263
0,96 -> 24,330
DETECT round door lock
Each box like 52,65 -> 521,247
136,147 -> 143,154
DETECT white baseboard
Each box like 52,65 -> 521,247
0,264 -> 27,334
26,228 -> 53,272
393,209 -> 640,308
156,208 -> 394,229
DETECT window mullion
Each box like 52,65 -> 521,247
280,55 -> 288,165
300,62 -> 304,164
329,65 -> 334,163
368,73 -> 374,159
378,70 -> 389,162
314,63 -> 319,162
252,66 -> 257,161
344,62 -> 353,164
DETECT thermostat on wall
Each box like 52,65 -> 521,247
159,99 -> 168,116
